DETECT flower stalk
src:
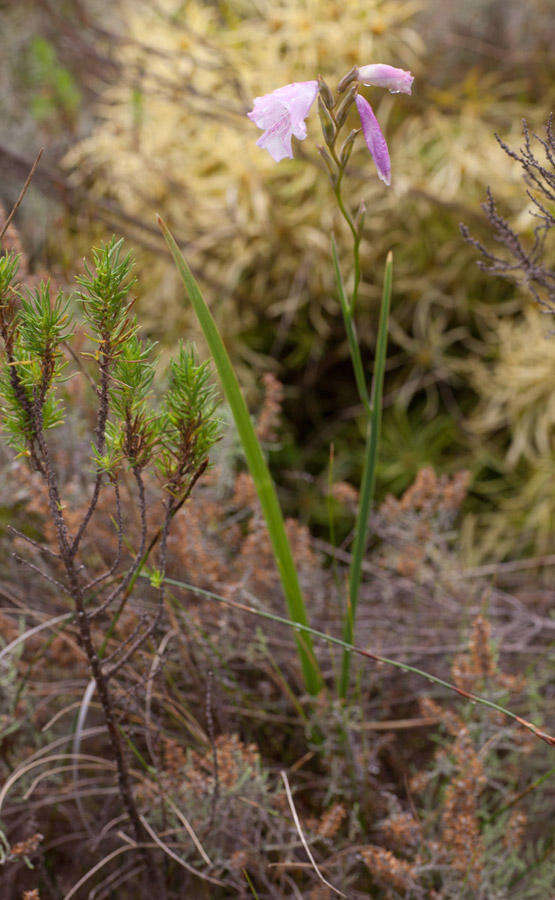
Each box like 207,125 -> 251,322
246,63 -> 412,697
308,75 -> 396,698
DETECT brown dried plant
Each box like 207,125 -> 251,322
461,117 -> 554,315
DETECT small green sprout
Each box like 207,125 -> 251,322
0,279 -> 73,453
148,567 -> 164,589
157,342 -> 221,493
74,236 -> 136,345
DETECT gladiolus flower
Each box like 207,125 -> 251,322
355,95 -> 391,186
248,65 -> 413,184
247,80 -> 319,162
357,64 -> 413,95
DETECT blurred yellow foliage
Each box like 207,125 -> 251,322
472,308 -> 555,468
61,0 -> 554,558
468,307 -> 555,558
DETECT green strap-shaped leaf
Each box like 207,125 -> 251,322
159,217 -> 322,695
338,251 -> 393,699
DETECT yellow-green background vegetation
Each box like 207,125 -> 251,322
1,0 -> 553,561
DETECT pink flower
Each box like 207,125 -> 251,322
357,64 -> 413,95
248,65 -> 413,184
355,95 -> 391,186
247,81 -> 319,162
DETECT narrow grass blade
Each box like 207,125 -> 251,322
72,678 -> 97,834
243,868 -> 261,898
158,216 -> 322,695
339,251 -> 393,699
153,574 -> 555,748
281,769 -> 346,897
0,613 -> 72,666
331,235 -> 371,415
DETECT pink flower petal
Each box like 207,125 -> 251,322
357,64 -> 413,95
355,95 -> 391,186
248,95 -> 286,130
248,81 -> 318,161
256,113 -> 295,162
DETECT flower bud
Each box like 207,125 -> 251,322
355,201 -> 366,235
317,146 -> 338,185
318,75 -> 334,110
335,84 -> 358,128
337,66 -> 359,93
357,63 -> 413,95
339,129 -> 359,167
355,95 -> 391,185
317,96 -> 336,148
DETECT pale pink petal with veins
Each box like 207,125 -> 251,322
248,81 -> 319,162
256,110 -> 295,162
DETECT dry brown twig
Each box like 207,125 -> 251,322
0,148 -> 44,244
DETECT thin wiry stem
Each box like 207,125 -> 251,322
160,576 -> 555,748
205,667 -> 219,833
97,460 -> 208,646
104,618 -> 157,681
105,491 -> 173,681
138,816 -> 228,888
71,347 -> 112,556
100,467 -> 149,616
331,173 -> 362,314
102,613 -> 149,667
339,253 -> 392,698
7,525 -> 61,560
12,552 -> 69,595
145,629 -> 177,769
85,478 -> 124,596
0,147 -> 44,243
18,402 -> 162,888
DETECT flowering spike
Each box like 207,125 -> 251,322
248,81 -> 319,162
357,63 -> 414,95
355,95 -> 391,186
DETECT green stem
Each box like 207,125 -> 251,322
338,252 -> 392,699
331,170 -> 361,313
331,236 -> 371,414
351,234 -> 361,314
334,184 -> 357,243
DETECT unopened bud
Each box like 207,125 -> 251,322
355,201 -> 366,235
337,66 -> 359,93
317,146 -> 338,185
318,75 -> 334,110
339,129 -> 359,167
318,96 -> 336,148
335,84 -> 358,128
